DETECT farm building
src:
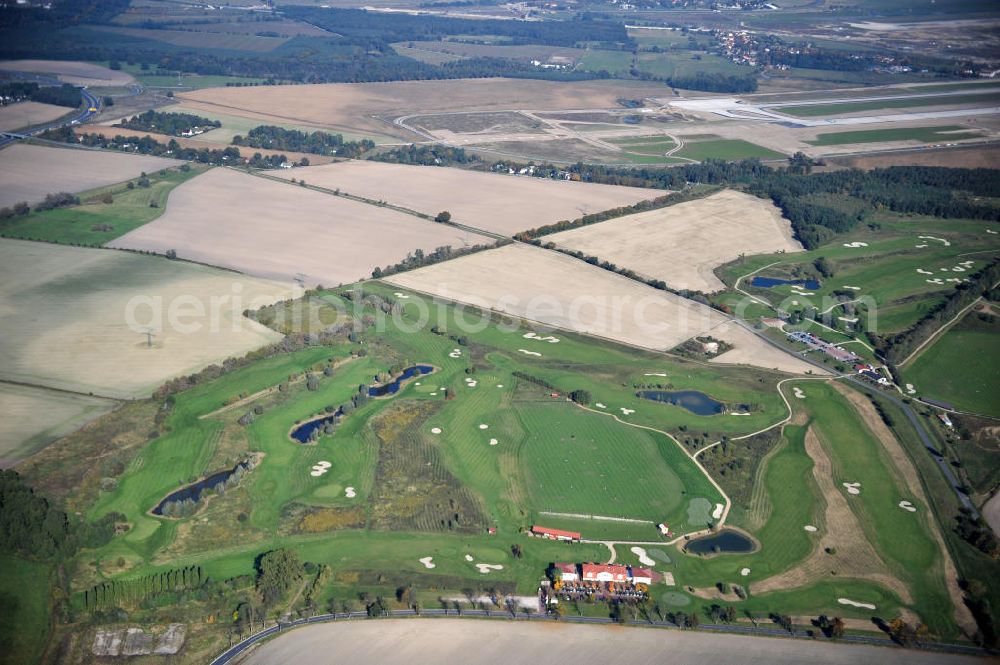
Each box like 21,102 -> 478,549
553,563 -> 579,582
581,564 -> 629,583
630,567 -> 654,585
530,525 -> 581,542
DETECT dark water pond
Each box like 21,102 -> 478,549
290,365 -> 436,443
152,460 -> 250,516
750,276 -> 820,290
685,529 -> 755,555
636,390 -> 725,416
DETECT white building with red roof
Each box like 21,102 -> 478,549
530,525 -> 581,541
581,563 -> 630,583
630,567 -> 654,585
553,562 -> 579,582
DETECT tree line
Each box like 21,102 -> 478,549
372,241 -> 508,279
0,81 -> 81,108
233,125 -> 374,158
118,110 -> 220,136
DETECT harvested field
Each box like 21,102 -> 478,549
0,238 -> 291,398
0,59 -> 135,86
547,189 -> 802,292
829,145 -> 1000,170
0,143 -> 178,208
109,168 -> 491,286
385,243 -> 809,373
0,101 -> 69,132
0,383 -> 115,468
177,78 -> 665,140
267,161 -> 659,236
709,324 -> 815,375
90,25 -> 290,52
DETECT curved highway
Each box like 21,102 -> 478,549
0,82 -> 102,149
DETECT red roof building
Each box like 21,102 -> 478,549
581,563 -> 629,583
530,525 -> 581,541
554,562 -> 579,581
630,567 -> 654,585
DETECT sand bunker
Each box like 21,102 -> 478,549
740,567 -> 751,576
842,482 -> 861,495
419,557 -> 436,569
905,383 -> 916,395
644,372 -> 667,377
431,427 -> 442,434
804,525 -> 818,532
842,242 -> 868,248
464,378 -> 478,388
518,349 -> 542,357
345,487 -> 357,498
620,407 -> 635,415
842,286 -> 861,291
712,503 -> 724,520
988,229 -> 998,235
496,384 -> 504,388
479,424 -> 489,430
449,349 -> 462,358
631,547 -> 656,567
315,461 -> 332,469
595,403 -> 606,409
476,564 -> 504,574
898,500 -> 917,513
837,598 -> 876,610
916,269 -> 934,275
310,462 -> 331,477
489,438 -> 498,446
523,332 -> 560,343
918,235 -> 951,247
465,554 -> 474,562
393,292 -> 410,299
793,387 -> 806,399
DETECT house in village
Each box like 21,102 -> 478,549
530,525 -> 581,542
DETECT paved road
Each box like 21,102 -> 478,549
0,82 -> 101,148
214,614 -> 988,665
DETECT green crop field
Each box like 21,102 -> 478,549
636,52 -> 744,80
676,138 -> 785,161
0,556 -> 52,665
807,125 -> 983,146
776,91 -> 1000,118
0,165 -> 206,246
904,308 -> 1000,417
576,49 -> 632,75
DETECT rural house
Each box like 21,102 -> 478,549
530,525 -> 581,542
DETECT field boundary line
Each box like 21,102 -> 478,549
896,295 -> 984,368
0,377 -> 122,402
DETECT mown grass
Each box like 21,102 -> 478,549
0,555 -> 51,665
807,125 -> 982,146
676,138 -> 784,161
0,165 -> 206,246
576,49 -> 632,75
778,91 -> 1000,117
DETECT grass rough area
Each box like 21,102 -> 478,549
807,125 -> 982,146
0,555 -> 51,665
677,138 -> 784,161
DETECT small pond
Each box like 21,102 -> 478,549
636,390 -> 725,416
152,460 -> 251,516
684,529 -> 756,555
750,276 -> 820,290
290,365 -> 436,443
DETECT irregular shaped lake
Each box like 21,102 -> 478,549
152,459 -> 252,516
636,390 -> 725,416
684,529 -> 756,555
750,276 -> 820,290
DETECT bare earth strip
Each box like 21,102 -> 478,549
242,618 -> 982,665
108,167 -> 492,287
177,78 -> 666,139
0,239 -> 292,399
0,59 -> 136,86
832,383 -> 976,634
0,383 -> 115,468
0,101 -> 70,132
751,426 -> 912,605
0,143 -> 178,208
385,243 -> 810,374
267,160 -> 660,236
547,189 -> 803,292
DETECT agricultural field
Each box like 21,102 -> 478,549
577,50 -> 632,75
807,125 -> 984,146
902,306 -> 1000,417
154,104 -> 378,145
391,40 -> 584,66
0,143 -> 178,209
265,160 -> 660,236
108,167 -> 492,286
0,238 -> 291,398
636,51 -> 744,80
90,25 -> 291,52
546,189 -> 802,293
0,101 -> 70,132
0,59 -> 135,86
675,138 -> 785,162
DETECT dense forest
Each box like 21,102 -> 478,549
118,110 -> 220,136
0,81 -> 81,108
369,144 -> 480,166
232,126 -> 374,158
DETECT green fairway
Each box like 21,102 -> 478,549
0,556 -> 51,665
904,308 -> 1000,417
0,165 -> 205,246
807,125 -> 982,146
777,91 -> 1000,117
676,138 -> 784,161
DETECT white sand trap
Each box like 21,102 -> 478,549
476,563 -> 504,574
431,427 -> 442,434
919,235 -> 950,247
926,279 -> 944,285
804,525 -> 818,532
415,382 -> 421,386
842,482 -> 861,495
466,381 -> 478,388
449,349 -> 462,358
791,290 -> 815,296
479,424 -> 489,430
419,557 -> 436,569
838,316 -> 858,324
740,567 -> 751,577
465,554 -> 474,562
793,387 -> 806,399
631,547 -> 655,567
393,292 -> 410,299
730,412 -> 750,416
345,487 -> 356,498
489,438 -> 498,446
595,403 -> 606,409
310,470 -> 326,477
496,384 -> 504,388
915,244 -> 928,248
939,268 -> 949,272
898,500 -> 917,513
315,461 -> 332,469
946,278 -> 961,283
429,392 -> 438,396
960,261 -> 975,266
841,286 -> 861,291
644,372 -> 667,377
712,503 -> 724,520
791,300 -> 799,305
952,267 -> 965,272
523,332 -> 560,343
905,383 -> 916,395
916,269 -> 933,275
838,598 -> 876,610
518,349 -> 542,357
842,241 -> 868,248
620,407 -> 635,415
988,229 -> 998,235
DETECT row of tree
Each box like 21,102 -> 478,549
118,110 -> 220,136
84,566 -> 206,611
233,125 -> 374,158
372,242 -> 506,279
0,81 -> 81,108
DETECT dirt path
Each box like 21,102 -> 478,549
832,383 -> 977,635
750,427 -> 912,605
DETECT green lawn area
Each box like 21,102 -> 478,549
676,138 -> 784,161
103,61 -> 266,89
777,91 -> 1000,118
904,309 -> 1000,417
807,125 -> 982,146
0,165 -> 206,246
0,555 -> 51,665
636,51 -> 744,80
576,49 -> 632,75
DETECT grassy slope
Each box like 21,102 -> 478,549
677,139 -> 785,161
807,125 -> 982,146
0,556 -> 51,665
